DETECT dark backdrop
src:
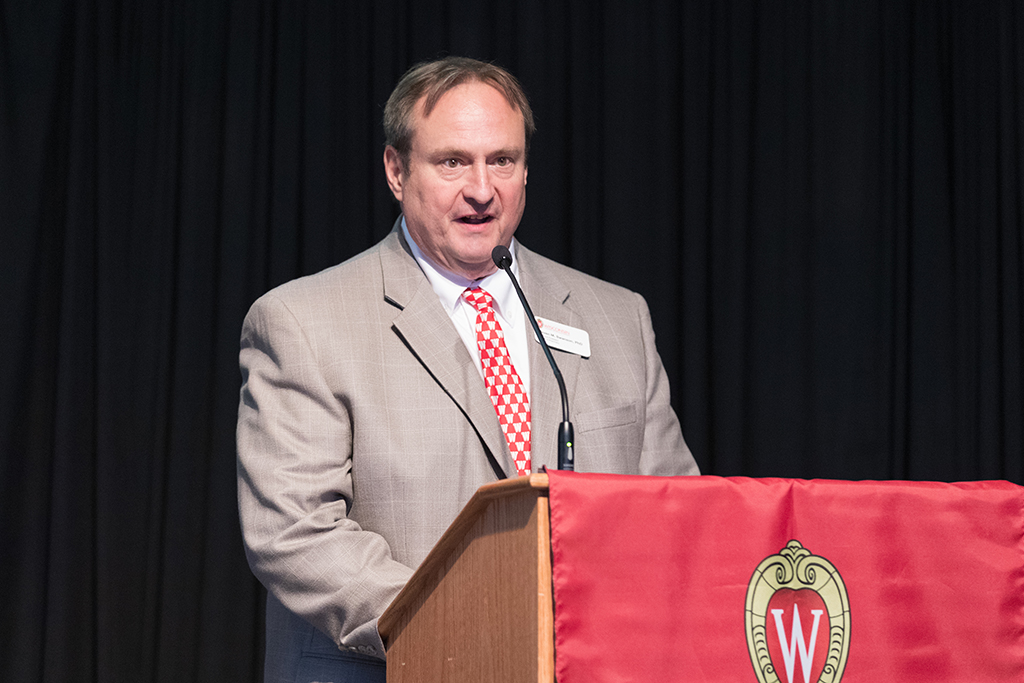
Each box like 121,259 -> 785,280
2,1 -> 1021,681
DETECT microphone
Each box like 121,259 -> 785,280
491,245 -> 574,471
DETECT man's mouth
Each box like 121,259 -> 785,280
458,214 -> 494,225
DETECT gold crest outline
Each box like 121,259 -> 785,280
744,540 -> 851,683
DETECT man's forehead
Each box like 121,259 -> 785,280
410,82 -> 526,147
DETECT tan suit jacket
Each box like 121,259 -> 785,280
237,220 -> 698,680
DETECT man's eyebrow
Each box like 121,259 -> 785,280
430,148 -> 468,159
490,148 -> 524,159
428,147 -> 524,160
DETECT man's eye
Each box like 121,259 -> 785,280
494,157 -> 511,167
442,158 -> 460,169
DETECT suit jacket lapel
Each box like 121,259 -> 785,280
518,244 -> 582,472
379,226 -> 514,478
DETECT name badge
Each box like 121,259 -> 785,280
533,317 -> 591,358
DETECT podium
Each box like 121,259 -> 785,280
378,471 -> 1024,683
377,473 -> 554,683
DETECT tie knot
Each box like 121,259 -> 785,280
463,287 -> 494,312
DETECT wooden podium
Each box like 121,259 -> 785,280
377,473 -> 554,683
377,471 -> 1024,682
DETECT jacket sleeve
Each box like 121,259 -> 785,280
236,292 -> 413,659
635,292 -> 701,476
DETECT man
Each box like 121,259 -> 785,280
237,56 -> 699,683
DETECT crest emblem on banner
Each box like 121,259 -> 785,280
745,540 -> 850,683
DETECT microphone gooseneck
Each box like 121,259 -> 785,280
491,245 -> 575,472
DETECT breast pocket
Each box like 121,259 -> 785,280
573,402 -> 643,474
574,402 -> 638,433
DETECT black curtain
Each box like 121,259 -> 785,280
1,1 -> 1020,681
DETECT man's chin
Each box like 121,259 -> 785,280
454,238 -> 506,260
454,258 -> 500,281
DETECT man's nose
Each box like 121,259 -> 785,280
462,163 -> 495,205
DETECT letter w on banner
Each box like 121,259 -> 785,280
770,605 -> 823,683
547,471 -> 1024,683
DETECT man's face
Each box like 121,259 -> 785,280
384,80 -> 528,280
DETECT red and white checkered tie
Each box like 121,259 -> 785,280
463,287 -> 531,476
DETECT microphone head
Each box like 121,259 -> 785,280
491,245 -> 513,270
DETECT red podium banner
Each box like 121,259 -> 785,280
548,471 -> 1024,683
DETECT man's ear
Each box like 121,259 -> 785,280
383,146 -> 405,202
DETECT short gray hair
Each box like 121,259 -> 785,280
383,56 -> 535,167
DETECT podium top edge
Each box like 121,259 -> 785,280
475,472 -> 549,499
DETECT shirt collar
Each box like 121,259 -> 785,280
401,217 -> 523,326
